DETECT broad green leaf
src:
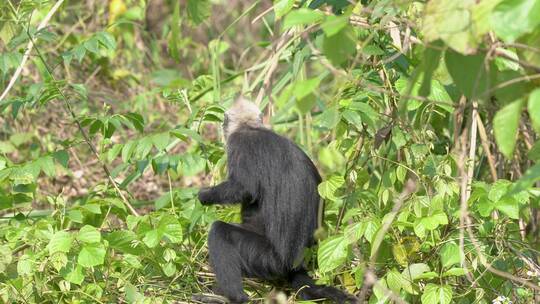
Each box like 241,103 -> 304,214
321,15 -> 348,37
105,230 -> 141,255
493,99 -> 524,158
0,245 -> 12,273
344,222 -> 366,244
122,140 -> 137,162
17,254 -> 33,275
386,270 -> 406,292
318,174 -> 345,201
495,197 -> 520,219
440,242 -> 460,268
152,132 -> 170,151
421,284 -> 453,304
415,271 -> 439,280
283,8 -> 324,28
274,0 -> 295,19
158,215 -> 183,243
95,31 -> 116,50
364,220 -> 381,244
171,127 -> 204,142
421,213 -> 448,230
47,231 -> 73,254
318,235 -> 348,273
445,50 -> 494,98
136,137 -> 153,158
492,0 -> 540,43
84,37 -> 99,53
37,156 -> 55,177
402,263 -> 431,281
442,267 -> 468,277
53,150 -> 69,168
77,225 -> 101,243
294,78 -> 321,101
323,26 -> 356,66
82,203 -> 102,214
187,0 -> 211,25
65,264 -> 84,285
143,229 -> 161,248
317,107 -> 341,129
422,0 -> 478,54
78,244 -> 106,268
528,88 -> 540,132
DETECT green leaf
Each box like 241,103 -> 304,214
47,231 -> 73,254
105,230 -> 141,255
440,242 -> 460,268
274,0 -> 295,19
158,215 -> 183,243
364,220 -> 381,244
37,156 -> 55,177
0,245 -> 12,273
445,50 -> 494,98
143,229 -> 161,248
442,267 -> 468,277
386,270 -> 406,292
294,78 -> 321,101
492,0 -> 540,43
402,263 -> 431,281
95,31 -> 116,50
122,140 -> 137,162
17,254 -> 33,275
318,235 -> 348,273
84,37 -> 100,53
82,203 -> 102,214
317,107 -> 341,129
421,284 -> 452,304
415,271 -> 439,280
187,0 -> 211,25
125,282 -> 144,303
53,150 -> 69,168
528,88 -> 540,133
493,99 -> 524,158
321,15 -> 348,37
421,213 -> 448,230
152,132 -> 170,151
77,225 -> 101,243
422,0 -> 478,53
170,127 -> 204,142
318,174 -> 345,201
65,264 -> 84,285
77,244 -> 106,268
283,8 -> 324,28
495,197 -> 520,219
323,26 -> 356,66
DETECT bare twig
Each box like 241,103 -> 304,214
475,113 -> 498,182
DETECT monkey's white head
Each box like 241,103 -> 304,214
223,97 -> 263,139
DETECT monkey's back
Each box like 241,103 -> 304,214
226,127 -> 321,267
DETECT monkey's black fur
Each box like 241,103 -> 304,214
198,126 -> 357,303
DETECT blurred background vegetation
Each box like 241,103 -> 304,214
1,0 -> 540,303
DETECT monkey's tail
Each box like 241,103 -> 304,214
289,269 -> 359,304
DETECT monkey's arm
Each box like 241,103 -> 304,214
198,179 -> 252,205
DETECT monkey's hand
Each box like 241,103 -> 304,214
197,187 -> 214,205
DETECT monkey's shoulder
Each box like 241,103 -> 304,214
228,127 -> 293,149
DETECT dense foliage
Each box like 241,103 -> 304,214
1,0 -> 540,303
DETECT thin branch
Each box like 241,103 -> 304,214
27,34 -> 139,217
0,0 -> 65,102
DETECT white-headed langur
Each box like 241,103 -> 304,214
197,98 -> 358,303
